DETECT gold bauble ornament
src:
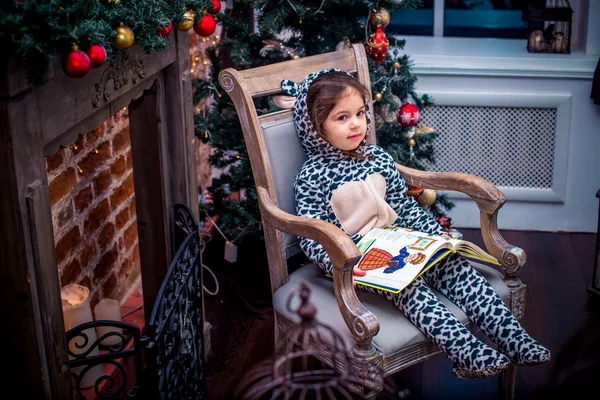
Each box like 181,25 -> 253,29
414,124 -> 435,135
369,8 -> 391,28
113,24 -> 134,50
408,138 -> 416,147
417,189 -> 437,206
176,11 -> 195,31
393,61 -> 401,70
374,92 -> 383,102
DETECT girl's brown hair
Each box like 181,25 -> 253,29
307,71 -> 371,159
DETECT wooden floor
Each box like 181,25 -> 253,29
202,229 -> 600,399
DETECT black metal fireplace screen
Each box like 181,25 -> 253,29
65,204 -> 206,399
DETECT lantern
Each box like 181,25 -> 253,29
523,0 -> 573,54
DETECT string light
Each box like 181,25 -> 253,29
203,60 -> 208,65
72,144 -> 78,150
190,69 -> 195,73
94,148 -> 99,154
122,106 -> 127,111
195,57 -> 199,61
78,166 -> 83,173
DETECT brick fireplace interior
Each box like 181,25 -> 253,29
46,109 -> 141,310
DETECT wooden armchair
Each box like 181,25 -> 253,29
218,44 -> 526,400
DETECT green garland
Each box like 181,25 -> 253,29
0,0 -> 213,84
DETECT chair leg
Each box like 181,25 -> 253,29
273,320 -> 281,354
498,364 -> 517,400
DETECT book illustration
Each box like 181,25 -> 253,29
383,246 -> 410,273
405,252 -> 426,264
352,225 -> 500,294
409,237 -> 437,251
358,246 -> 427,274
357,238 -> 376,254
358,248 -> 392,271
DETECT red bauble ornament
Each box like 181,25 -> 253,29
208,0 -> 221,14
65,47 -> 91,78
407,185 -> 424,199
86,44 -> 107,68
193,14 -> 217,37
158,21 -> 173,37
366,26 -> 389,65
398,103 -> 420,127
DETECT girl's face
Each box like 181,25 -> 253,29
321,89 -> 367,151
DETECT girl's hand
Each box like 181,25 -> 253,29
440,233 -> 451,238
352,266 -> 366,286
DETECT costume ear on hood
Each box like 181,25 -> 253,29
280,68 -> 371,160
281,79 -> 299,97
274,79 -> 300,109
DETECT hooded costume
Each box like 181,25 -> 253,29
281,69 -> 550,378
282,68 -> 445,276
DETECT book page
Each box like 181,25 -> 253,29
355,226 -> 452,292
449,239 -> 499,265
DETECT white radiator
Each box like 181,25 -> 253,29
415,91 -> 572,204
421,105 -> 557,190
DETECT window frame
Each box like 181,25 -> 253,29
424,0 -> 595,54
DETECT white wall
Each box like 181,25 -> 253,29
402,36 -> 600,233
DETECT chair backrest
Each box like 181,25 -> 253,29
219,44 -> 375,293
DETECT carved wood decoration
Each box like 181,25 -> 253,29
93,51 -> 147,108
0,31 -> 198,398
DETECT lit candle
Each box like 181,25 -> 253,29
61,283 -> 103,389
93,298 -> 123,346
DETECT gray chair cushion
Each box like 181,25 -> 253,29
273,262 -> 509,356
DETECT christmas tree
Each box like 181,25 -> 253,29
195,0 -> 455,243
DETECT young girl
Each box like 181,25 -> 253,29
281,69 -> 550,379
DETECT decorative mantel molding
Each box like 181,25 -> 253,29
93,50 -> 146,107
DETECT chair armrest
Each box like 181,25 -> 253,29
257,186 -> 380,346
395,163 -> 526,276
395,163 -> 505,214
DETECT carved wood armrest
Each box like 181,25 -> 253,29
395,163 -> 526,277
257,187 -> 380,348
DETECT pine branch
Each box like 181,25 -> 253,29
1,0 -> 213,84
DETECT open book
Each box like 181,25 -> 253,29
353,226 -> 500,294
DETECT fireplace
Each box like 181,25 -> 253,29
0,31 -> 198,398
